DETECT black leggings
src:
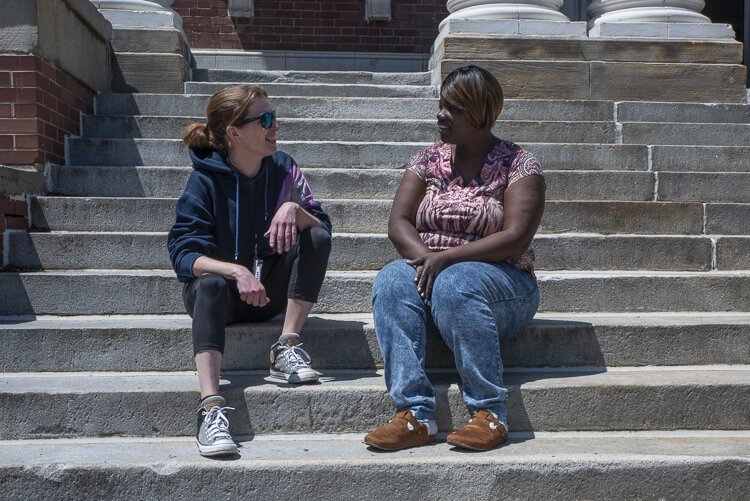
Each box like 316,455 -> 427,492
182,226 -> 331,355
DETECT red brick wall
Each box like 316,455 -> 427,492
0,54 -> 94,166
172,1 -> 447,52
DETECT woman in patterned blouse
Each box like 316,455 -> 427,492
364,65 -> 546,452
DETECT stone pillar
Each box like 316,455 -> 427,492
89,0 -> 192,93
438,0 -> 586,38
588,0 -> 736,38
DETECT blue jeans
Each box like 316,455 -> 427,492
372,259 -> 539,427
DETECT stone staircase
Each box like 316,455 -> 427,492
1,68 -> 749,498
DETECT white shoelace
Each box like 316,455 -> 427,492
279,343 -> 312,370
204,406 -> 235,440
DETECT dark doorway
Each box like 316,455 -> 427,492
704,0 -> 748,85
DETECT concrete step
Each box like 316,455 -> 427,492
1,312 -> 748,372
1,270 -> 748,315
184,81 -> 439,97
29,197 -> 712,235
657,172 -> 750,203
2,433 -> 748,500
191,69 -> 433,85
47,166 -> 655,201
0,367 -> 748,438
80,115 -> 616,143
622,123 -> 750,147
8,232 -> 729,272
94,93 -> 750,125
651,146 -> 750,172
65,138 -> 653,170
95,94 -> 615,121
617,101 -> 750,124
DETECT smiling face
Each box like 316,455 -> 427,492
226,96 -> 279,159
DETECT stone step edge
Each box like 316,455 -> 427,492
4,311 -> 750,326
5,270 -> 750,277
3,365 -> 748,383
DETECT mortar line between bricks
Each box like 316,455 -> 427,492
702,203 -> 707,234
710,237 -> 718,270
646,145 -> 653,172
653,171 -> 659,201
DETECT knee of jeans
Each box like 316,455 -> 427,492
195,273 -> 229,300
372,261 -> 413,300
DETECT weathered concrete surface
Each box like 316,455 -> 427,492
185,81 -> 439,98
30,197 -> 704,235
0,368 -> 748,437
2,271 -> 749,315
65,137 -> 651,170
657,173 -> 750,203
95,93 -> 616,122
7,232 -> 715,272
705,204 -> 750,235
651,146 -> 750,172
622,123 -> 750,147
192,69 -> 432,85
1,434 -> 748,500
617,102 -> 750,124
1,313 -> 748,372
46,166 -> 653,201
716,237 -> 750,270
80,115 -> 616,144
589,62 -> 747,103
110,27 -> 189,57
0,164 -> 45,196
434,36 -> 743,64
111,53 -> 190,94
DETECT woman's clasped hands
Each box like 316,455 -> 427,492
408,251 -> 452,300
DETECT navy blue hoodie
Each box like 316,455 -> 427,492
167,148 -> 332,283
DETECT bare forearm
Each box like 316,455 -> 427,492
440,230 -> 532,267
192,255 -> 248,280
388,218 -> 431,260
295,205 -> 322,231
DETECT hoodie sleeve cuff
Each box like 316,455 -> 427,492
177,251 -> 203,281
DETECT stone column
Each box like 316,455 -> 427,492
588,0 -> 735,38
438,0 -> 586,37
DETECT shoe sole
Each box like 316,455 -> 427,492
446,438 -> 504,451
196,440 -> 238,457
363,438 -> 432,451
269,369 -> 319,384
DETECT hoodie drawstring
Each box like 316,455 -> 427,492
234,173 -> 239,261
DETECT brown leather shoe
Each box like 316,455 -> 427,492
364,410 -> 432,451
446,410 -> 508,451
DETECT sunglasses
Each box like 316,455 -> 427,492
236,110 -> 276,129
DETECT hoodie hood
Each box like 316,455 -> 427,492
189,148 -> 235,175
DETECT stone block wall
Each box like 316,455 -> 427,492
0,55 -> 94,166
172,0 -> 447,52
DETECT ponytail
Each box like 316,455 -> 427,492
182,122 -> 212,149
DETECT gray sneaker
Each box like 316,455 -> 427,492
196,396 -> 238,457
269,334 -> 320,384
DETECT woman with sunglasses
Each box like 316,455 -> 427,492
364,65 -> 545,451
168,85 -> 331,457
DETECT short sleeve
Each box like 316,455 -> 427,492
508,149 -> 543,186
405,148 -> 429,180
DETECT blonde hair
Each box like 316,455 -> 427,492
440,65 -> 504,130
182,85 -> 268,153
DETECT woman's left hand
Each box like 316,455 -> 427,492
407,251 -> 452,300
265,202 -> 299,253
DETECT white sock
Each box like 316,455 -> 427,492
410,410 -> 438,435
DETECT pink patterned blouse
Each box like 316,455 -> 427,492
407,140 -> 544,276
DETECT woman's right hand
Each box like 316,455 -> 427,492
234,266 -> 269,307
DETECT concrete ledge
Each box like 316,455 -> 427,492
193,49 -> 429,73
0,165 -> 45,197
589,22 -> 735,39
